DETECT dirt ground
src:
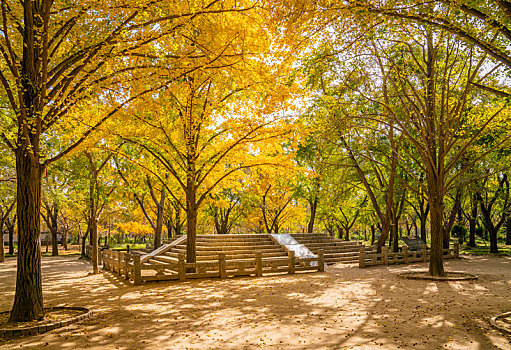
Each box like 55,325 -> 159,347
0,255 -> 510,350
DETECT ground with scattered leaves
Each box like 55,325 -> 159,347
0,254 -> 510,349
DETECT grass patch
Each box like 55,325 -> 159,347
461,239 -> 511,256
107,243 -> 147,251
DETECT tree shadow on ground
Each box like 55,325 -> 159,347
0,255 -> 510,349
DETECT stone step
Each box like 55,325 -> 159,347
293,239 -> 357,245
197,234 -> 271,239
324,251 -> 359,257
195,252 -> 287,261
290,233 -> 329,237
195,239 -> 274,245
306,248 -> 360,255
153,255 -> 178,264
161,252 -> 288,262
172,244 -> 281,251
304,243 -> 359,248
176,241 -> 278,248
168,247 -> 284,256
325,258 -> 358,264
197,236 -> 270,242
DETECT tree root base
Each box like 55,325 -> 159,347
397,271 -> 478,281
0,307 -> 92,339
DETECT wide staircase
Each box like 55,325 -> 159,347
291,233 -> 364,265
149,234 -> 288,266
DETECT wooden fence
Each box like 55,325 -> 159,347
102,249 -> 325,285
359,243 -> 459,268
85,245 -> 102,265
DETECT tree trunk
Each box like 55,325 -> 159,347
7,218 -> 15,255
81,235 -> 86,257
375,222 -> 391,253
429,197 -> 445,276
153,189 -> 165,250
0,220 -> 5,263
506,216 -> 511,245
391,223 -> 399,252
307,197 -> 318,233
487,223 -> 499,253
91,216 -> 99,273
63,230 -> 68,250
468,218 -> 476,248
370,225 -> 376,245
468,198 -> 477,247
9,151 -> 44,322
50,208 -> 59,256
336,225 -> 343,240
186,204 -> 197,266
51,229 -> 58,256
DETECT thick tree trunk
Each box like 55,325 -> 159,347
429,197 -> 445,276
51,229 -> 58,256
375,222 -> 391,253
506,216 -> 511,245
50,209 -> 59,256
336,225 -> 343,240
186,183 -> 197,265
186,204 -> 197,266
468,218 -> 476,248
153,190 -> 165,250
391,224 -> 399,252
63,230 -> 68,250
9,151 -> 44,322
0,220 -> 5,263
7,219 -> 15,255
307,197 -> 318,233
91,216 -> 99,273
468,207 -> 477,248
81,235 -> 86,257
488,226 -> 499,254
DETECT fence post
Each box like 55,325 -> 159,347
111,250 -> 116,273
114,251 -> 120,274
219,252 -> 227,279
421,244 -> 427,262
454,242 -> 459,258
255,251 -> 263,277
359,245 -> 366,268
108,250 -> 112,271
402,246 -> 409,264
382,246 -> 388,265
133,254 -> 142,285
127,244 -> 130,253
120,252 -> 125,276
103,250 -> 109,270
178,253 -> 186,282
101,250 -> 105,269
124,253 -> 131,280
318,249 -> 325,272
288,251 -> 296,274
98,247 -> 102,266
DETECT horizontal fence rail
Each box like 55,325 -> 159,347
101,249 -> 325,285
359,243 -> 459,268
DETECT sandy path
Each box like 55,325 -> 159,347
0,255 -> 510,349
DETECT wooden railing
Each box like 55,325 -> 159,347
359,243 -> 459,268
85,245 -> 102,265
102,249 -> 325,285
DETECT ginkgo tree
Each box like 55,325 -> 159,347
120,72 -> 294,264
0,0 -> 260,322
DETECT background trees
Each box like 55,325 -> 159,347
3,0 -> 511,325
